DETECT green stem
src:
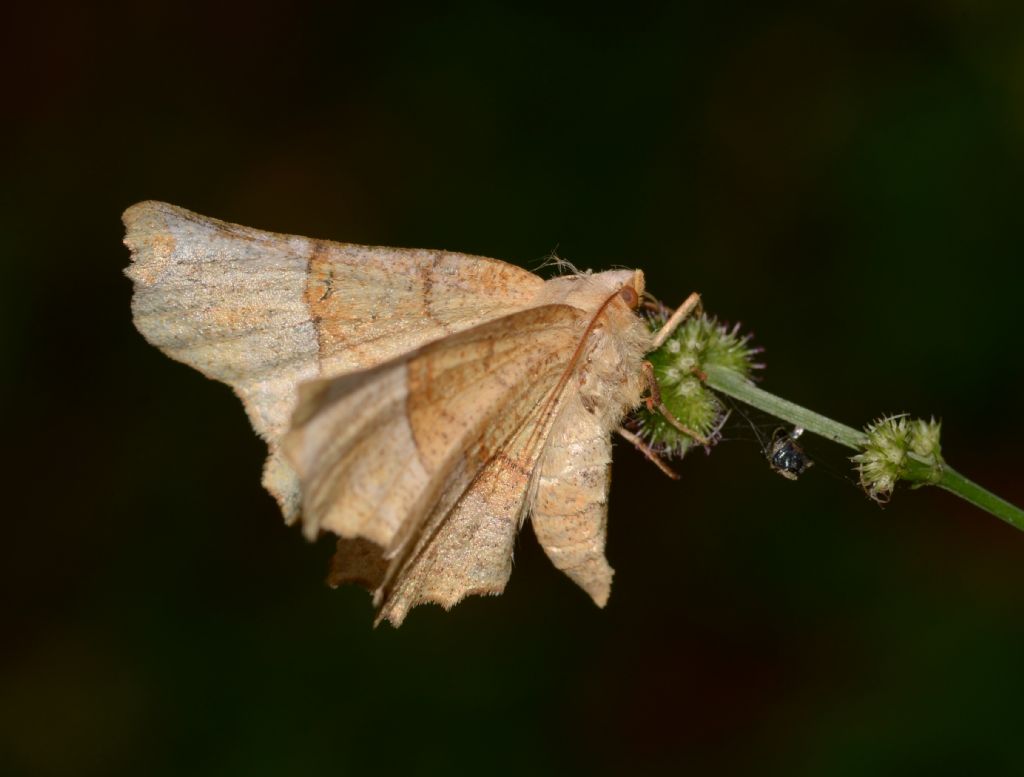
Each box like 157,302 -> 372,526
703,364 -> 1024,531
938,467 -> 1024,531
704,365 -> 867,450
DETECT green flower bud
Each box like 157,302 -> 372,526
853,415 -> 943,503
632,315 -> 761,458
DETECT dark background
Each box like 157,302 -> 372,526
5,2 -> 1024,775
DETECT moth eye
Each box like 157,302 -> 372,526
618,286 -> 639,309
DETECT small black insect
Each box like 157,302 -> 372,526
768,426 -> 814,481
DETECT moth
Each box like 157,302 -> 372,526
124,201 -> 698,625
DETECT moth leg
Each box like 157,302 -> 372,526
652,291 -> 702,348
617,427 -> 680,480
642,361 -> 710,446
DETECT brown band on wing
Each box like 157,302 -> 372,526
304,238 -> 364,367
418,252 -> 453,334
303,239 -> 329,369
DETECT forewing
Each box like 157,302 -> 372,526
375,407 -> 550,626
123,201 -> 544,520
282,305 -> 587,568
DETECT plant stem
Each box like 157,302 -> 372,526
703,365 -> 867,449
703,364 -> 1024,531
937,467 -> 1024,531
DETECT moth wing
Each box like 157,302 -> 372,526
531,409 -> 616,606
282,304 -> 588,625
375,401 -> 554,626
123,201 -> 544,520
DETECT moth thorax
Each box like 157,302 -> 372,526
576,321 -> 648,422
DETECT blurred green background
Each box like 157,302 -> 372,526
5,2 -> 1024,775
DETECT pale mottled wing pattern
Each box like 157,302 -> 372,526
123,201 -> 543,522
282,305 -> 590,625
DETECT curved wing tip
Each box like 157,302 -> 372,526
122,204 -> 178,284
122,199 -> 176,224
